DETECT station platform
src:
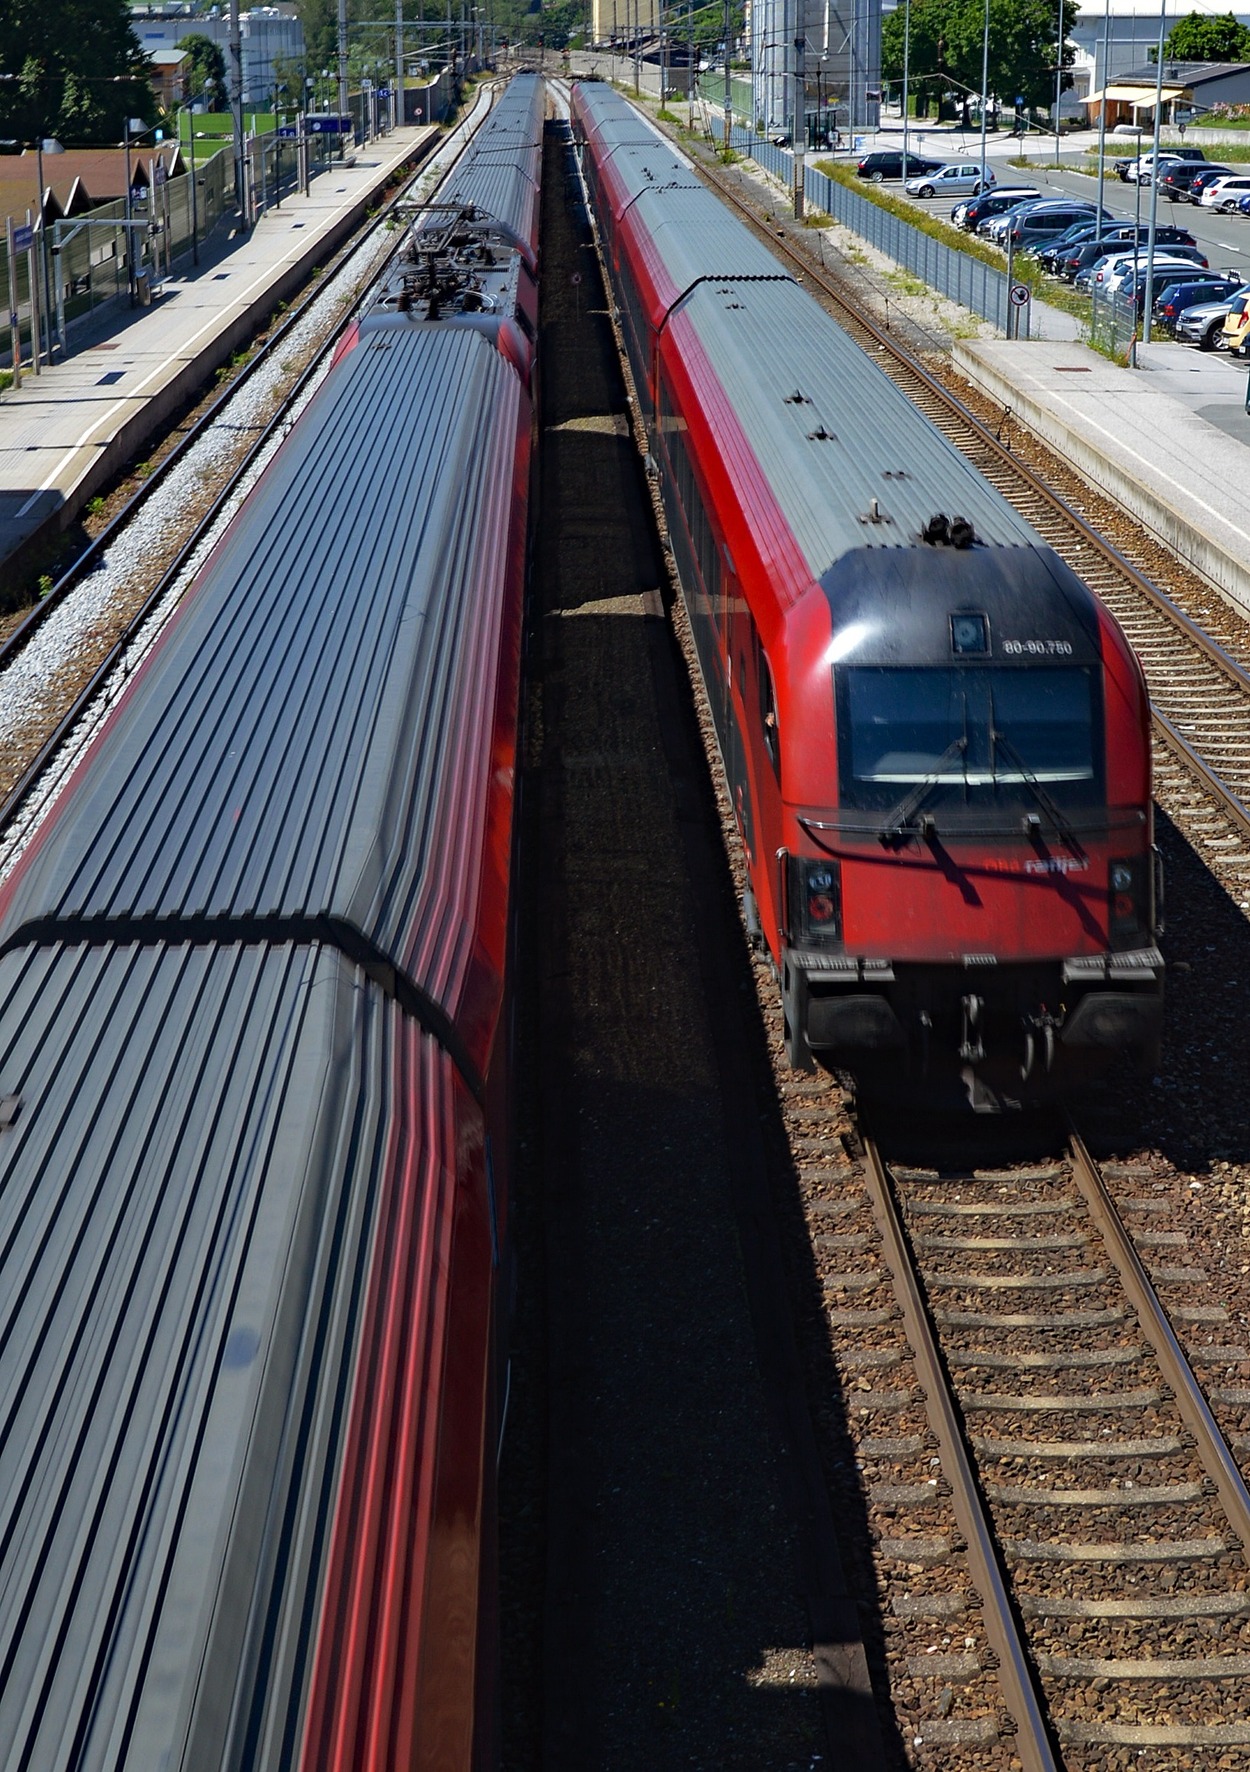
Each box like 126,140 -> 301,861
0,121 -> 435,597
953,337 -> 1250,625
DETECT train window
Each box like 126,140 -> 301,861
950,612 -> 988,656
757,634 -> 780,774
836,666 -> 1102,815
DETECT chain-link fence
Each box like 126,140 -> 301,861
708,115 -> 1027,337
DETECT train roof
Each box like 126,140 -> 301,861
0,320 -> 526,1072
0,939 -> 458,1769
574,83 -> 1044,575
435,73 -> 544,252
673,277 -> 1040,571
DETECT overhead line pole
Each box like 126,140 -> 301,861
229,0 -> 247,226
397,0 -> 405,127
1142,0 -> 1168,343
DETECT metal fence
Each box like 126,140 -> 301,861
2,120 -> 362,369
709,116 -> 1026,337
1088,285 -> 1139,362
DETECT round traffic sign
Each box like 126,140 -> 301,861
1009,282 -> 1031,306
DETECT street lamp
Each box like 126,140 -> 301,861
34,135 -> 64,365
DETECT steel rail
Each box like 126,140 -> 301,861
1153,707 -> 1250,841
859,1127 -> 1060,1772
1066,1125 -> 1250,1554
0,130 -> 443,676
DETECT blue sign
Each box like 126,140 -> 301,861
376,87 -> 391,99
12,224 -> 33,252
278,125 -> 299,138
306,114 -> 352,135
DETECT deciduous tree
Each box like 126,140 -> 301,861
0,0 -> 153,144
1159,12 -> 1250,62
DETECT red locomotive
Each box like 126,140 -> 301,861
573,81 -> 1162,1107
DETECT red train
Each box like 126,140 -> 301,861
0,76 -> 542,1771
573,82 -> 1162,1108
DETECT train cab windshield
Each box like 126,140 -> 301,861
837,665 -> 1103,823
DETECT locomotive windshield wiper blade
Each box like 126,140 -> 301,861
879,735 -> 968,846
990,726 -> 1083,854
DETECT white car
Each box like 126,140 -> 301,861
1096,251 -> 1209,295
905,161 -> 996,198
1201,174 -> 1250,212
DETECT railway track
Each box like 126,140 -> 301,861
693,150 -> 1250,860
849,1115 -> 1250,1765
0,97 -> 500,850
639,129 -> 1250,1764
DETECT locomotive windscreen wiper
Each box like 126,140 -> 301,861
879,734 -> 968,846
989,723 -> 1083,854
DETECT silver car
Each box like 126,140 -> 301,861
905,161 -> 996,198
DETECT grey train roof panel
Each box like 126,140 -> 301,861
576,83 -> 1042,575
436,73 -> 544,247
0,321 -> 524,1021
0,940 -> 449,1771
674,277 -> 1040,575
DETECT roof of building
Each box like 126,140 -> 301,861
1107,60 -> 1250,89
0,143 -> 184,234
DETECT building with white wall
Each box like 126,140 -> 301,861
129,6 -> 305,106
749,0 -> 880,133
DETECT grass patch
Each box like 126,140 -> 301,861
810,154 -> 1102,325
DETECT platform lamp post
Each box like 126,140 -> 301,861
1141,0 -> 1169,344
1053,0 -> 1064,166
1095,0 -> 1111,230
901,0 -> 911,182
34,134 -> 63,361
978,0 -> 990,189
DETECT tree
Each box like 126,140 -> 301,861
881,0 -> 1074,121
1160,11 -> 1250,62
0,0 -> 154,144
176,34 -> 227,110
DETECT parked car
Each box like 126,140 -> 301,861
1003,202 -> 1105,253
1114,146 -> 1204,181
952,185 -> 1040,228
1099,247 -> 1210,294
1175,292 -> 1246,349
1036,220 -> 1108,272
1152,275 -> 1246,334
1186,165 -> 1235,205
905,161 -> 997,197
1061,226 -> 1199,282
1221,291 -> 1250,353
1200,174 -> 1250,212
1111,261 -> 1217,313
856,149 -> 945,181
1158,161 -> 1214,200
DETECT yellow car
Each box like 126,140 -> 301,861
1220,292 -> 1250,354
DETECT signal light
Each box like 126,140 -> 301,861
790,857 -> 842,947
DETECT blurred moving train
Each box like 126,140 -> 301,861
0,74 -> 542,1771
572,80 -> 1163,1108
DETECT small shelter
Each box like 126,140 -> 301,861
1084,60 -> 1250,128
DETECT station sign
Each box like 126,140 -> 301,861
306,115 -> 353,135
12,225 -> 32,252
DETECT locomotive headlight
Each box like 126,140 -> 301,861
1109,855 -> 1150,948
791,856 -> 842,947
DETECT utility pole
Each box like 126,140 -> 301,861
723,0 -> 731,150
338,0 -> 349,143
229,0 -> 247,225
396,0 -> 405,127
